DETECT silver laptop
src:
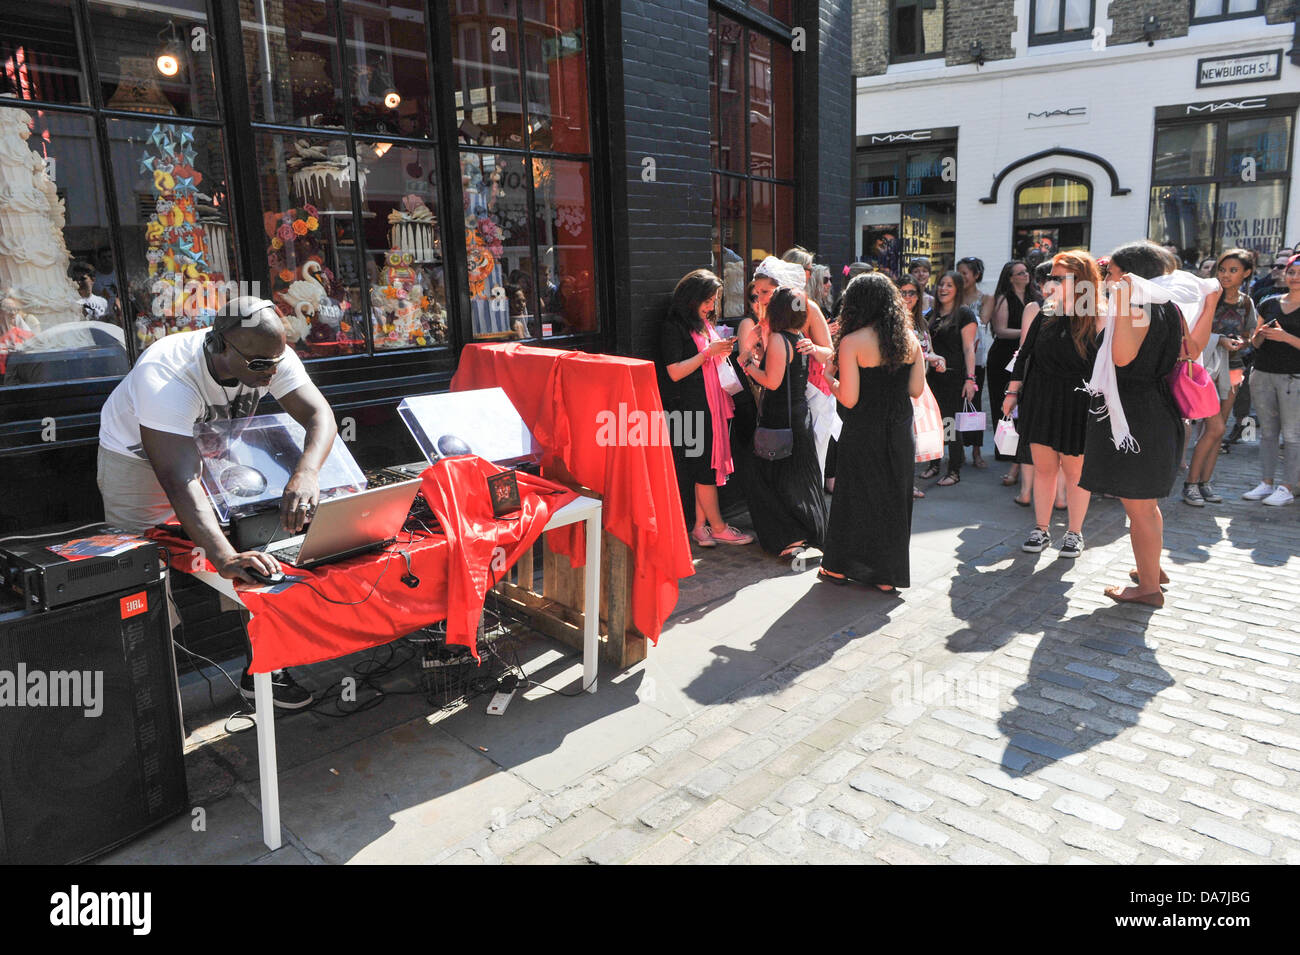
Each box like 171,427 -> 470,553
262,480 -> 421,569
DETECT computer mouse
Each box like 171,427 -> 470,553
220,464 -> 268,497
246,568 -> 286,586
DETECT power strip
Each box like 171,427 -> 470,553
486,676 -> 518,716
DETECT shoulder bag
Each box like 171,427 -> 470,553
1166,304 -> 1220,420
753,333 -> 794,461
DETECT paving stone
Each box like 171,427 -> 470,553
851,724 -> 904,752
810,750 -> 865,784
774,778 -> 821,808
542,777 -> 616,821
597,777 -> 667,821
487,816 -> 551,858
848,770 -> 934,812
1187,817 -> 1273,857
829,792 -> 879,824
1230,780 -> 1300,814
761,821 -> 808,857
1051,795 -> 1126,831
923,773 -> 987,807
994,800 -> 1055,834
1207,755 -> 1287,787
646,750 -> 710,788
648,728 -> 697,756
1035,765 -> 1116,800
803,810 -> 870,851
690,726 -> 750,761
723,736 -> 781,771
578,826 -> 656,865
967,766 -> 1048,801
765,742 -> 823,778
1257,814 -> 1300,843
732,807 -> 782,838
721,770 -> 786,810
683,836 -> 747,865
1159,703 -> 1230,730
875,841 -> 936,865
1157,759 -> 1217,787
1136,826 -> 1206,862
539,809 -> 617,858
627,833 -> 695,865
878,811 -> 949,850
675,799 -> 744,844
932,708 -> 1001,739
897,738 -> 964,770
507,842 -> 563,865
636,794 -> 696,830
936,807 -> 1050,863
963,739 -> 1031,773
866,751 -> 926,779
1094,739 -> 1150,763
802,719 -> 858,751
1187,729 -> 1250,755
603,751 -> 656,783
1057,828 -> 1140,865
1268,749 -> 1300,772
948,845 -> 1015,865
683,766 -> 734,800
1095,760 -> 1170,793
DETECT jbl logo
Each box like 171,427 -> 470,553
120,592 -> 148,618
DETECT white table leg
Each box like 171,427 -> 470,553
583,509 -> 600,694
254,672 -> 282,850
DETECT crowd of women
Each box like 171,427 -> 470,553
657,241 -> 1300,606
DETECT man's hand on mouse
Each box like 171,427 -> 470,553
218,551 -> 283,584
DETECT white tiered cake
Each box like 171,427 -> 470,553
0,103 -> 82,331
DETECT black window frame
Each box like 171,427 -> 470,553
888,0 -> 946,65
709,3 -> 798,304
853,138 -> 958,271
1012,173 -> 1093,258
1147,108 -> 1294,258
1028,0 -> 1095,46
1189,0 -> 1263,24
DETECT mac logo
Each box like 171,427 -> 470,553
1027,107 -> 1087,120
870,130 -> 932,143
1185,97 -> 1267,114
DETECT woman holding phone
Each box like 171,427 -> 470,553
1242,253 -> 1300,507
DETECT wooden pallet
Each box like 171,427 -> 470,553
495,524 -> 647,670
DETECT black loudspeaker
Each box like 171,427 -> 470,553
0,577 -> 187,863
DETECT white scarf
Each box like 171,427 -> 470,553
1085,272 -> 1219,452
753,256 -> 807,291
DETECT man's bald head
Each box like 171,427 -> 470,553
216,297 -> 287,350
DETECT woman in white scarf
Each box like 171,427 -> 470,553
1079,241 -> 1208,607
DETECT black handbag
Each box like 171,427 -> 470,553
753,333 -> 795,461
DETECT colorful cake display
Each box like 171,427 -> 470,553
0,104 -> 82,332
264,205 -> 354,348
388,194 -> 438,263
369,250 -> 447,348
286,138 -> 364,209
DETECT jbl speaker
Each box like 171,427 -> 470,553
0,576 -> 187,863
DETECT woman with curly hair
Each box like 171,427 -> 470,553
819,273 -> 926,590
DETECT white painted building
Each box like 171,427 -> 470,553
853,4 -> 1298,280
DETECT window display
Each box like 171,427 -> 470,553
89,0 -> 217,120
0,2 -> 86,105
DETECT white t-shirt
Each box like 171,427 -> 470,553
100,330 -> 311,459
78,294 -> 109,320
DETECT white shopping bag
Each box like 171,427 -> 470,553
994,415 -> 1020,456
912,384 -> 944,462
955,399 -> 987,434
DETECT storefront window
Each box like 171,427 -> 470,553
107,118 -> 238,350
455,1 -> 597,340
255,132 -> 366,357
710,9 -> 795,320
902,200 -> 954,276
0,2 -> 86,105
357,141 -> 447,350
1013,175 -> 1091,259
854,137 -> 956,274
0,105 -> 126,385
856,204 -> 902,278
90,0 -> 217,120
243,1 -> 344,128
1149,107 -> 1294,260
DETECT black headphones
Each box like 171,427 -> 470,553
205,298 -> 277,355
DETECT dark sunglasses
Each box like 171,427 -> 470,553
749,294 -> 759,303
228,339 -> 286,372
899,289 -> 919,297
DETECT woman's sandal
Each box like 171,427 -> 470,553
913,486 -> 925,500
1001,472 -> 1018,486
1013,496 -> 1031,507
817,569 -> 848,585
920,464 -> 940,480
936,472 -> 960,486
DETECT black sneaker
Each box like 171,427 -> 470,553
240,668 -> 314,710
1022,528 -> 1051,553
1181,484 -> 1205,507
1058,531 -> 1084,559
1198,482 -> 1223,504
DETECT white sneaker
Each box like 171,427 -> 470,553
1242,481 -> 1275,501
1262,486 -> 1295,507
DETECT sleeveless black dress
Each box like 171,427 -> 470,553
1009,313 -> 1097,456
987,293 -> 1034,461
822,360 -> 915,587
1079,302 -> 1185,499
747,331 -> 828,554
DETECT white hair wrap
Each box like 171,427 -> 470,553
753,256 -> 807,290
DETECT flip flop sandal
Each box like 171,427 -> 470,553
936,473 -> 960,486
817,569 -> 848,585
920,464 -> 940,480
913,486 -> 925,499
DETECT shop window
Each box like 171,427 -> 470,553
242,1 -> 344,127
710,9 -> 795,320
1149,112 -> 1293,262
454,0 -> 598,341
1029,0 -> 1093,45
0,106 -> 125,385
890,0 -> 945,64
0,2 -> 86,105
902,200 -> 955,277
1012,175 -> 1091,259
854,140 -> 956,275
89,0 -> 218,120
107,118 -> 239,351
747,0 -> 792,21
1190,0 -> 1261,23
341,0 -> 435,139
856,204 -> 902,278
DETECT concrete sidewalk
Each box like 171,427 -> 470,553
102,433 -> 1300,864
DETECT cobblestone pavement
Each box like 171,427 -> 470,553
433,439 -> 1300,864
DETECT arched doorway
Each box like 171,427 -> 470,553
1012,174 -> 1092,259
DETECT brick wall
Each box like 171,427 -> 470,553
852,0 -> 889,76
1108,0 -> 1188,46
945,0 -> 1017,66
1264,0 -> 1291,24
605,1 -> 715,359
814,0 -> 855,272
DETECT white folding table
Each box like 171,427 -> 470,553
194,494 -> 602,851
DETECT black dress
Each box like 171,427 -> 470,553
657,320 -> 719,524
926,306 -> 976,471
1079,302 -> 1185,499
1009,311 -> 1096,456
747,330 -> 828,554
987,293 -> 1036,461
823,361 -> 915,587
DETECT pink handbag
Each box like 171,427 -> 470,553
1166,306 -> 1220,420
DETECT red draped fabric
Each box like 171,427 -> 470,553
150,457 -> 575,673
451,343 -> 694,642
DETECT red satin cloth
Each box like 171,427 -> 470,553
451,343 -> 694,643
150,456 -> 575,673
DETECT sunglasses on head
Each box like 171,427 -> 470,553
228,339 -> 286,372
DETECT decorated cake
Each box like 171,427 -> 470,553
0,103 -> 82,331
388,194 -> 438,263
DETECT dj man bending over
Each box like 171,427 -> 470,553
98,297 -> 337,709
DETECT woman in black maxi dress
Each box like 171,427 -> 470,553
743,289 -> 828,556
924,272 -> 978,485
